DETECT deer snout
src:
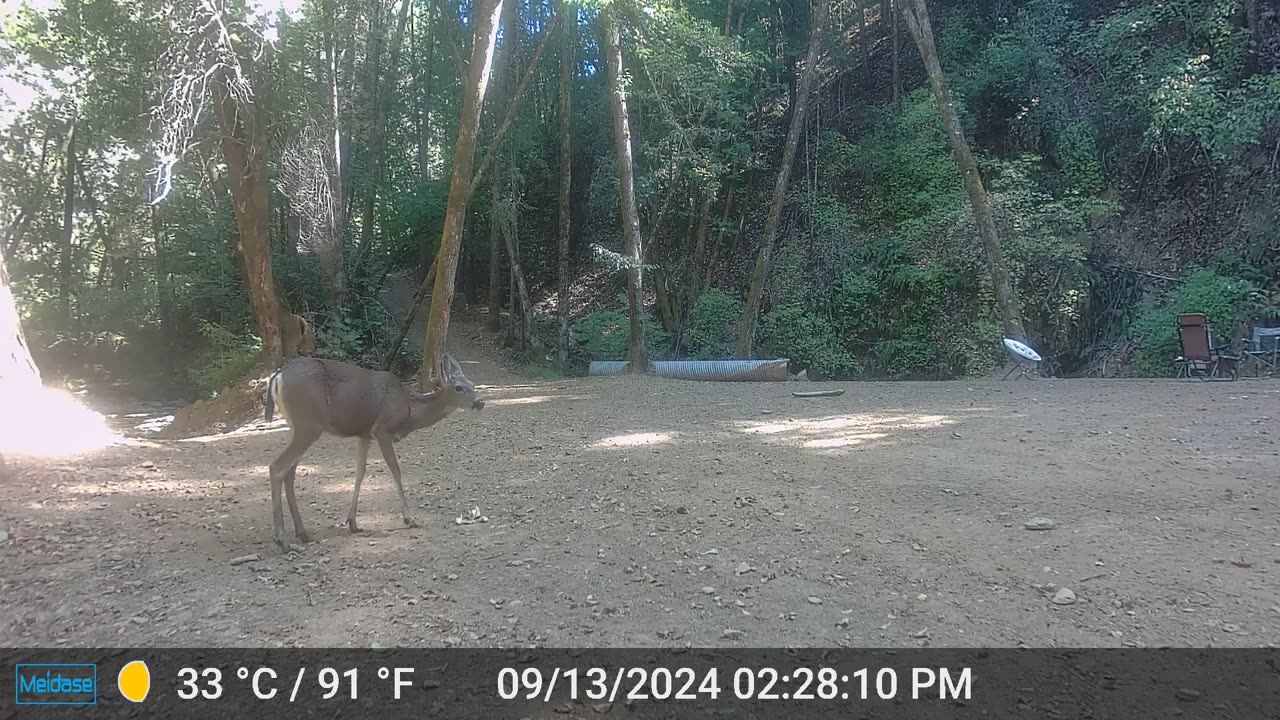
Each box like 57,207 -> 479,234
472,399 -> 485,410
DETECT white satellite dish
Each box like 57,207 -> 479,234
1003,337 -> 1042,362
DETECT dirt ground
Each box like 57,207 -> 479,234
2,319 -> 1278,650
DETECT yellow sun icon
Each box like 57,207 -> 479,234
117,660 -> 151,703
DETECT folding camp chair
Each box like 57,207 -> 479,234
1174,313 -> 1239,381
1002,337 -> 1042,380
1242,326 -> 1280,378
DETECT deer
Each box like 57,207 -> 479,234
263,353 -> 484,550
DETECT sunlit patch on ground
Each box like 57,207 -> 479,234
0,386 -> 122,457
484,393 -> 595,407
734,413 -> 953,452
178,420 -> 290,443
591,431 -> 677,448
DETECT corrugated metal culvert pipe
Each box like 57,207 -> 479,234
587,359 -> 790,382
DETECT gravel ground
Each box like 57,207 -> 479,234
2,334 -> 1278,649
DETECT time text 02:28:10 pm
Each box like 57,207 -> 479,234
496,666 -> 972,703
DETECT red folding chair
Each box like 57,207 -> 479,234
1174,313 -> 1239,381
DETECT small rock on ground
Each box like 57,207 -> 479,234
1051,587 -> 1077,605
1025,517 -> 1057,531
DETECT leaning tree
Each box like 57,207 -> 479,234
149,0 -> 286,366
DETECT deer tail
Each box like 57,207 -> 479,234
265,369 -> 282,423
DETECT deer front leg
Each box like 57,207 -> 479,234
269,430 -> 318,550
347,437 -> 371,532
375,434 -> 417,528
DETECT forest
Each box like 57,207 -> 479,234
1,0 -> 1278,401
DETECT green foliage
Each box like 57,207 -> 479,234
856,92 -> 966,242
304,287 -> 403,373
521,360 -> 566,381
315,317 -> 364,360
683,289 -> 741,359
571,308 -> 669,362
189,321 -> 261,395
2,0 -> 1275,394
948,313 -> 1005,377
1131,268 -> 1260,376
759,305 -> 855,379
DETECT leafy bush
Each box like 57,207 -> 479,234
316,317 -> 364,361
316,293 -> 399,366
684,289 -> 742,359
759,305 -> 856,379
571,308 -> 669,361
872,328 -> 939,378
189,321 -> 261,395
1131,268 -> 1258,376
944,312 -> 1005,377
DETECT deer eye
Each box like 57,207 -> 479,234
454,384 -> 464,392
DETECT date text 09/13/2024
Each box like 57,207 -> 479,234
496,666 -> 973,703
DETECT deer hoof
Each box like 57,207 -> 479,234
346,518 -> 361,533
403,516 -> 419,529
295,530 -> 313,544
274,537 -> 291,552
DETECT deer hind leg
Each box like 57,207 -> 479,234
347,437 -> 371,533
282,465 -> 312,544
269,429 -> 319,549
375,434 -> 417,528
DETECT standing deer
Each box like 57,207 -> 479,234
263,353 -> 484,549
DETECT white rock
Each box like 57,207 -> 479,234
1051,587 -> 1077,605
1024,517 -> 1056,531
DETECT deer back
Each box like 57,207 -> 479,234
278,358 -> 412,439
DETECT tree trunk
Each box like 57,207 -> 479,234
1244,0 -> 1263,72
856,0 -> 869,71
59,120 -> 77,328
557,0 -> 574,370
357,0 -> 414,273
690,191 -> 713,301
500,0 -> 523,348
900,0 -> 1026,340
891,0 -> 900,109
419,0 -> 504,388
501,206 -> 538,351
152,203 -> 176,378
0,245 -> 41,396
602,7 -> 647,371
212,66 -> 284,367
339,7 -> 359,234
486,165 -> 504,331
324,0 -> 347,313
418,0 -> 437,181
467,13 -> 561,197
736,0 -> 830,357
702,184 -> 735,290
483,0 -> 516,333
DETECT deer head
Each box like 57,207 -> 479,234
441,353 -> 484,411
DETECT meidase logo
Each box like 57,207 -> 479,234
14,663 -> 98,705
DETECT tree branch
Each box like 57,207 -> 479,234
467,11 -> 562,197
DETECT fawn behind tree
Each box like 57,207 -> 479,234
263,353 -> 484,549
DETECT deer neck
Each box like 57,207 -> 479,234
404,388 -> 457,434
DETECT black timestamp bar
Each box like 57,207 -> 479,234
496,666 -> 972,703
